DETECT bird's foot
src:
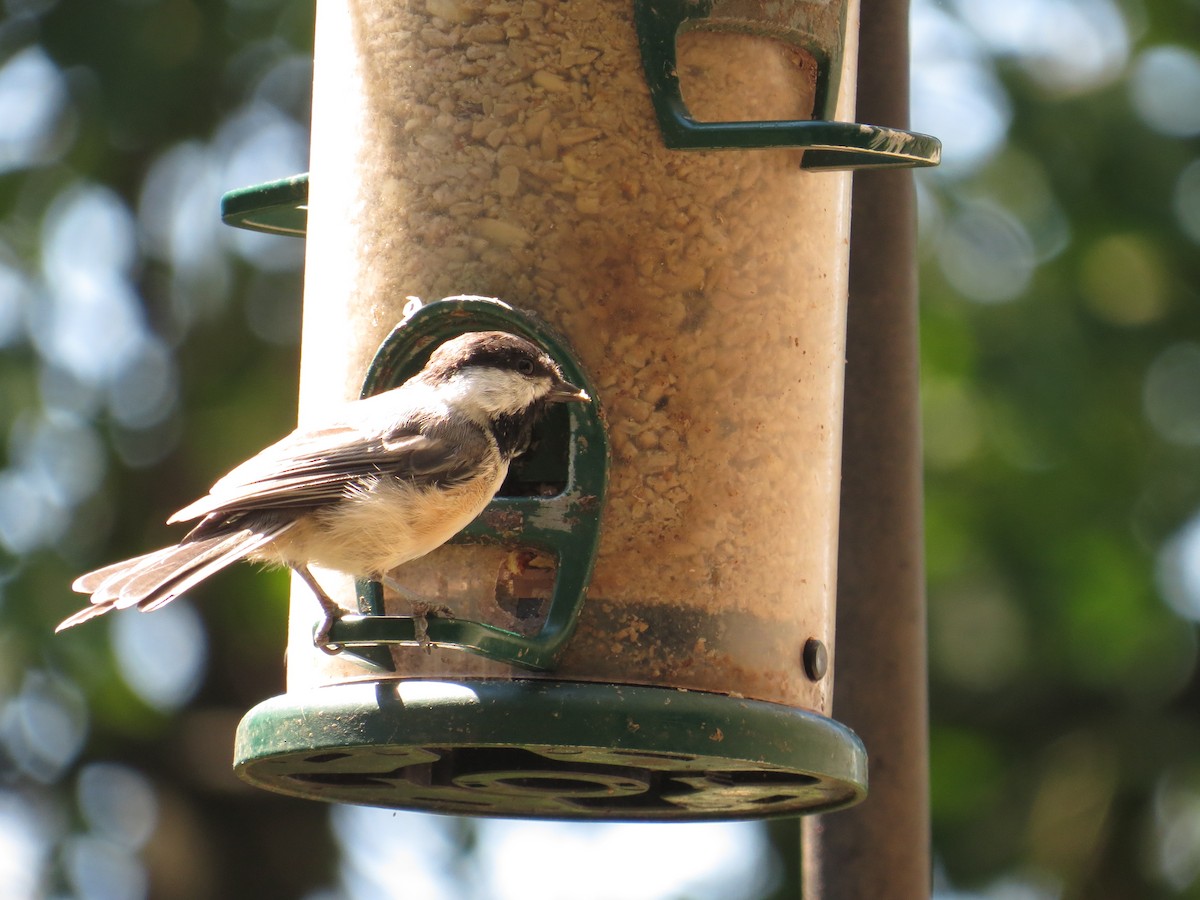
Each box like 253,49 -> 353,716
293,564 -> 345,655
313,606 -> 345,655
379,576 -> 454,653
410,601 -> 455,654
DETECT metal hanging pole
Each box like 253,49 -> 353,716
800,0 -> 931,896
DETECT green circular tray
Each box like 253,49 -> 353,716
235,679 -> 867,820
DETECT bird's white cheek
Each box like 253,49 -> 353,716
450,369 -> 545,418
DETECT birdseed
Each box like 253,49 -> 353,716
293,0 -> 856,712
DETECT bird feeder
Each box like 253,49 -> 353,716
226,0 -> 939,819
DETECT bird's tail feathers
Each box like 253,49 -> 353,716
71,551 -> 169,595
58,524 -> 293,632
135,527 -> 286,613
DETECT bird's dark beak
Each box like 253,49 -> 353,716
547,379 -> 590,403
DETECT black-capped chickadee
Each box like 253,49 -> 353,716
60,331 -> 590,646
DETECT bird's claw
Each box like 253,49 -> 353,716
413,612 -> 430,654
411,602 -> 454,654
313,608 -> 344,655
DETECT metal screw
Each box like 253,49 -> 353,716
803,638 -> 828,681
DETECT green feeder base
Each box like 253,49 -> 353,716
234,680 -> 866,820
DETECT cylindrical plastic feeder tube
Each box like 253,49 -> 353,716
291,0 -> 857,716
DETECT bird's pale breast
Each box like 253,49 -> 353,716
256,463 -> 507,576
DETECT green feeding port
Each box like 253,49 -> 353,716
325,295 -> 609,673
633,0 -> 941,169
220,174 -> 308,236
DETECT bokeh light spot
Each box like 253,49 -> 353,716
1129,45 -> 1200,138
0,46 -> 74,171
1151,770 -> 1200,891
0,670 -> 87,783
937,202 -> 1035,303
953,0 -> 1129,95
0,791 -> 59,898
1157,511 -> 1200,623
1080,233 -> 1169,326
32,183 -> 148,386
112,601 -> 207,713
63,834 -> 147,900
331,807 -> 777,900
911,0 -> 1012,176
1143,343 -> 1200,446
77,763 -> 158,851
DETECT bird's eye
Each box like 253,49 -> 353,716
516,358 -> 536,376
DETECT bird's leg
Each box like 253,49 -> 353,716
380,575 -> 453,653
293,564 -> 344,654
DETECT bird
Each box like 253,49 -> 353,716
60,331 -> 590,649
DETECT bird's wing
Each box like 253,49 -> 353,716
168,418 -> 491,524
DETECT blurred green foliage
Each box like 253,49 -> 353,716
917,1 -> 1200,895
